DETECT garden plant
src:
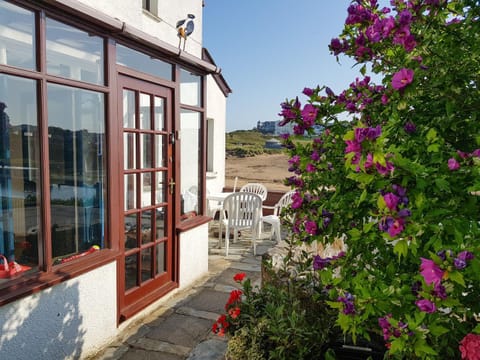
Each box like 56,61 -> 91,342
215,0 -> 480,359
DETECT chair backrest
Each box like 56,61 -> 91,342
239,183 -> 268,201
273,190 -> 296,216
223,192 -> 262,229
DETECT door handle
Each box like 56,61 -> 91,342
168,178 -> 175,194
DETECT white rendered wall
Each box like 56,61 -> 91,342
76,0 -> 203,57
179,223 -> 209,289
205,75 -> 227,194
0,262 -> 117,360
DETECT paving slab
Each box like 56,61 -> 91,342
181,288 -> 229,314
146,313 -> 212,348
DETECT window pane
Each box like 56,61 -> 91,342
0,2 -> 36,70
0,74 -> 40,274
46,18 -> 104,85
141,172 -> 152,207
123,133 -> 136,169
141,247 -> 152,282
141,210 -> 153,244
155,242 -> 165,275
180,69 -> 201,107
180,109 -> 201,215
154,96 -> 164,131
47,84 -> 106,262
124,213 -> 137,250
116,44 -> 172,81
123,90 -> 136,128
156,207 -> 166,238
155,172 -> 166,204
125,253 -> 137,290
155,135 -> 165,168
140,93 -> 151,130
141,134 -> 152,169
124,174 -> 136,210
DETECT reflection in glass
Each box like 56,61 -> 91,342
141,134 -> 152,169
124,133 -> 136,170
123,90 -> 136,128
155,135 -> 164,168
116,44 -> 172,81
141,172 -> 152,207
155,172 -> 166,204
125,253 -> 137,290
141,247 -> 152,282
124,174 -> 136,210
180,109 -> 201,216
156,242 -> 166,275
156,207 -> 166,238
140,93 -> 151,129
46,18 -> 104,85
124,214 -> 137,250
141,211 -> 153,244
48,84 -> 106,261
0,74 -> 40,272
180,69 -> 201,107
154,97 -> 164,131
0,2 -> 36,70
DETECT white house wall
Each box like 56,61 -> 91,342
0,262 -> 117,360
76,0 -> 203,57
206,75 -> 227,193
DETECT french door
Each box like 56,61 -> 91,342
118,75 -> 176,319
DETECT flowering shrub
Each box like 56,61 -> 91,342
213,268 -> 338,360
278,0 -> 480,358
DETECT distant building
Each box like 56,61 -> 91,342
257,120 -> 277,134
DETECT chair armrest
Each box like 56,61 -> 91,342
262,205 -> 276,210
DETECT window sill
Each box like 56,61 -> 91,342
142,9 -> 162,22
0,249 -> 120,307
206,171 -> 218,179
176,215 -> 212,232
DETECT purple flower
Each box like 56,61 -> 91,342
415,299 -> 436,313
404,121 -> 416,133
305,220 -> 317,235
433,283 -> 447,300
457,251 -> 474,262
302,87 -> 314,96
448,158 -> 460,171
376,161 -> 395,176
397,208 -> 411,218
364,153 -> 374,169
291,192 -> 303,209
311,150 -> 320,162
420,258 -> 444,285
338,292 -> 356,315
392,68 -> 414,90
313,255 -> 331,270
454,258 -> 467,270
384,192 -> 400,210
388,218 -> 404,237
301,104 -> 318,125
305,163 -> 316,173
345,140 -> 361,154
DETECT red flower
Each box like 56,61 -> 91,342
225,289 -> 243,309
233,272 -> 246,282
459,333 -> 480,360
228,306 -> 241,319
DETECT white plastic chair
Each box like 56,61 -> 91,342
260,190 -> 296,243
219,192 -> 263,256
239,183 -> 268,201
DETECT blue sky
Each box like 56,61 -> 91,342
202,1 -> 364,132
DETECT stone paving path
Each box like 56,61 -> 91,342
90,228 -> 275,360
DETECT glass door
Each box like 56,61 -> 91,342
118,76 -> 174,317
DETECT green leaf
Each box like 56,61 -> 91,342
357,189 -> 367,206
429,324 -> 449,336
434,178 -> 450,192
414,339 -> 438,356
427,143 -> 440,152
448,270 -> 466,287
472,324 -> 480,334
393,239 -> 408,260
426,128 -> 438,142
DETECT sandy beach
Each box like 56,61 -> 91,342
225,153 -> 291,191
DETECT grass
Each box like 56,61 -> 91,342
226,130 -> 283,157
